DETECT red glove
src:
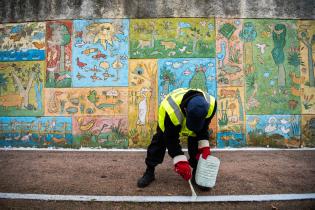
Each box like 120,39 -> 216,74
196,140 -> 211,160
174,161 -> 192,181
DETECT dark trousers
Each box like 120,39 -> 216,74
145,126 -> 199,170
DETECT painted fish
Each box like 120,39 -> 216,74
183,69 -> 192,76
82,48 -> 98,55
89,65 -> 101,72
66,107 -> 78,114
103,71 -> 114,80
32,41 -> 45,49
220,135 -> 235,141
69,98 -> 80,106
92,51 -> 106,60
75,41 -> 86,48
97,103 -> 116,109
75,31 -> 83,38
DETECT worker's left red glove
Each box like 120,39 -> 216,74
196,140 -> 211,160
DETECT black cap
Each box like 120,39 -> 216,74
186,95 -> 209,133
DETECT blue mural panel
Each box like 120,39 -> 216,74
246,115 -> 301,147
217,132 -> 245,148
0,23 -> 45,61
0,117 -> 72,147
158,58 -> 216,103
72,19 -> 129,87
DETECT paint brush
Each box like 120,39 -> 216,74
188,179 -> 197,199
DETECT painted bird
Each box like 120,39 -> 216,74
90,73 -> 102,82
217,41 -> 226,68
76,72 -> 86,80
76,57 -> 87,69
56,74 -> 71,82
256,43 -> 267,54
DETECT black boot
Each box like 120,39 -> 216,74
192,168 -> 210,191
137,167 -> 155,188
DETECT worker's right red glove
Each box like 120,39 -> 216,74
173,155 -> 192,181
175,161 -> 192,181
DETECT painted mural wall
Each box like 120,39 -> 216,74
0,18 -> 314,148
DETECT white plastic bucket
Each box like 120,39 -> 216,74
195,155 -> 220,188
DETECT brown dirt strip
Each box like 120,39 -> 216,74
0,150 -> 314,197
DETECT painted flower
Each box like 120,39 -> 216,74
264,72 -> 270,78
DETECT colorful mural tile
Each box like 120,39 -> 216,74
0,61 -> 45,116
209,115 -> 217,147
0,22 -> 45,61
44,87 -> 128,116
128,59 -> 158,147
72,116 -> 128,148
0,117 -> 72,147
158,58 -> 216,103
217,87 -> 245,148
46,20 -> 72,88
243,19 -> 301,114
246,115 -> 301,148
130,18 -> 215,58
72,19 -> 129,87
301,115 -> 315,147
302,86 -> 315,114
216,18 -> 244,86
298,20 -> 315,114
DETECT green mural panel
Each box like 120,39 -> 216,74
243,19 -> 301,115
301,115 -> 315,147
0,61 -> 45,116
130,18 -> 215,58
216,18 -> 244,87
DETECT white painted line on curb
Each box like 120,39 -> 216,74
0,193 -> 314,202
1,147 -> 315,152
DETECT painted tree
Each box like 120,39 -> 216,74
0,73 -> 8,96
49,23 -> 71,73
236,89 -> 244,122
10,64 -> 35,108
190,27 -> 202,53
33,64 -> 43,110
298,28 -> 315,87
160,67 -> 176,95
147,21 -> 157,48
239,22 -> 257,73
271,24 -> 287,87
141,62 -> 158,123
189,64 -> 207,92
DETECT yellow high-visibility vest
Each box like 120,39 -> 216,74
158,88 -> 216,137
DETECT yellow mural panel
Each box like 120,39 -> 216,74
298,20 -> 315,114
128,59 -> 158,147
301,115 -> 315,147
44,87 -> 128,116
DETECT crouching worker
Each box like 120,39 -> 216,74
137,88 -> 217,191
